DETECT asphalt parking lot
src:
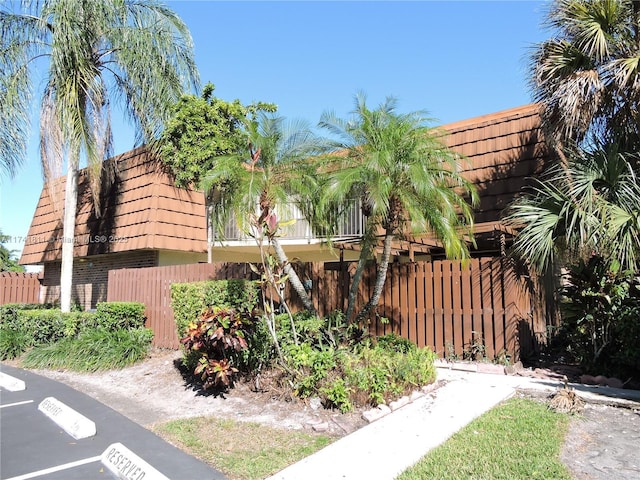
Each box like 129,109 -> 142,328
0,364 -> 226,480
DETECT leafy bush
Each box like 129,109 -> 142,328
281,339 -> 436,412
560,255 -> 640,377
285,343 -> 339,398
94,302 -> 146,330
181,306 -> 256,388
0,302 -> 148,361
21,327 -> 154,372
0,327 -> 30,360
171,280 -> 259,337
376,333 -> 416,354
0,303 -> 57,318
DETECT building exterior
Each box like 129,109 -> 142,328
19,103 -> 549,309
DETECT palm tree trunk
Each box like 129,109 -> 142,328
271,237 -> 316,313
206,201 -> 213,263
344,244 -> 371,322
59,163 -> 79,312
355,232 -> 394,324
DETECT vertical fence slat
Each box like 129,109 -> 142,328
415,263 -> 426,348
406,263 -> 416,346
442,262 -> 454,355
452,261 -> 463,356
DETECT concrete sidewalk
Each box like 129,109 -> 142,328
267,366 -> 640,480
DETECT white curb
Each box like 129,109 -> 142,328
0,372 -> 26,391
101,443 -> 170,480
38,396 -> 96,440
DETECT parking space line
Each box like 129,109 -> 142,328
4,455 -> 102,480
0,400 -> 34,409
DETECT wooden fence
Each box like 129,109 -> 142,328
107,263 -> 254,348
0,272 -> 42,305
107,257 -> 547,360
316,258 -> 543,361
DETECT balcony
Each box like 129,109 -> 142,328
214,199 -> 365,243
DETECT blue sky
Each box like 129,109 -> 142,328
0,0 -> 550,261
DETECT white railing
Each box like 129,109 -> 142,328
215,199 -> 365,242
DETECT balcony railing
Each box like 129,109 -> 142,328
214,199 -> 365,242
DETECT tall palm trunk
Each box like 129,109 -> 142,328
60,161 -> 79,312
271,237 -> 316,313
355,232 -> 394,324
344,243 -> 371,322
206,194 -> 213,263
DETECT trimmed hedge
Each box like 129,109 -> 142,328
0,301 -> 147,360
171,279 -> 258,337
94,302 -> 146,330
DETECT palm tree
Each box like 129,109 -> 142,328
1,0 -> 198,311
202,113 -> 324,313
505,141 -> 640,273
531,0 -> 640,152
158,84 -> 275,263
319,94 -> 478,323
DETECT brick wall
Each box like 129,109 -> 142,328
42,250 -> 158,309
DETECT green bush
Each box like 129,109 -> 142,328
0,303 -> 56,325
94,302 -> 146,330
281,338 -> 436,412
21,327 -> 154,372
0,327 -> 30,360
376,333 -> 417,354
0,302 -> 148,361
285,343 -> 339,398
560,255 -> 640,377
171,279 -> 258,337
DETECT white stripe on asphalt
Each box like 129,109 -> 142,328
0,400 -> 34,409
4,455 -> 102,480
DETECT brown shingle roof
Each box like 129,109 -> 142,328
442,103 -> 548,226
19,104 -> 548,265
19,147 -> 206,265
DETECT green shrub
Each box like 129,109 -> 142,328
240,315 -> 276,372
0,302 -> 146,361
285,343 -> 339,398
0,303 -> 56,315
94,302 -> 146,330
21,327 -> 154,372
171,280 -> 259,337
320,377 -> 353,413
17,310 -> 70,345
280,337 -> 437,412
376,333 -> 416,354
0,327 -> 30,360
560,255 -> 640,377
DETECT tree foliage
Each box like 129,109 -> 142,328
0,232 -> 24,272
202,113 -> 326,313
531,0 -> 640,151
0,0 -> 198,310
506,142 -> 640,273
319,93 -> 478,322
158,83 -> 276,189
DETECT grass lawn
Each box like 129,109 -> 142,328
397,397 -> 572,480
153,396 -> 572,480
152,417 -> 334,480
